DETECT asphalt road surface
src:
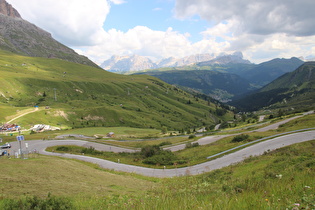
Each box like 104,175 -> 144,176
10,130 -> 315,178
165,112 -> 313,152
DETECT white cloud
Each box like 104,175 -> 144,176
110,0 -> 126,5
7,0 -> 110,46
243,33 -> 315,63
6,0 -> 315,64
174,0 -> 315,63
175,0 -> 315,36
74,26 -> 231,64
153,7 -> 163,12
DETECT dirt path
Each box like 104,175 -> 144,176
6,107 -> 39,124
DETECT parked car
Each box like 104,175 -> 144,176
0,143 -> 11,149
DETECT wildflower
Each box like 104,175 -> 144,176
294,203 -> 300,207
265,199 -> 268,202
304,186 -> 311,189
276,174 -> 282,179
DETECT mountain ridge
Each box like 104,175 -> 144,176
0,0 -> 98,68
230,62 -> 315,111
101,52 -> 250,73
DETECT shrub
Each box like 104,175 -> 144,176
188,135 -> 196,139
185,142 -> 199,148
142,150 -> 187,165
231,134 -> 249,143
140,145 -> 161,158
142,151 -> 176,165
185,142 -> 192,148
2,195 -> 73,210
81,146 -> 102,155
56,146 -> 69,152
158,141 -> 172,147
192,142 -> 199,147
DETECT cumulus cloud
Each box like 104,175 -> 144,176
76,26 -> 230,64
6,0 -> 315,64
7,0 -> 110,46
175,0 -> 315,36
174,0 -> 315,62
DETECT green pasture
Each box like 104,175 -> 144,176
0,156 -> 156,199
103,135 -> 191,148
60,127 -> 161,139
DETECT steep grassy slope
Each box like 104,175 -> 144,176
233,57 -> 304,87
0,50 -> 231,130
137,70 -> 252,102
231,62 -> 315,111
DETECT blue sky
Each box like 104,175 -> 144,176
104,0 -> 208,42
7,0 -> 315,64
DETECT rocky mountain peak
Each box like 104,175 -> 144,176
0,0 -> 21,18
0,0 -> 98,68
101,52 -> 252,73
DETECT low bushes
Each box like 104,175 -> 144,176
1,195 -> 73,210
140,145 -> 187,165
185,142 -> 200,148
231,134 -> 249,143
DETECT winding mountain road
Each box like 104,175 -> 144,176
10,130 -> 315,178
165,111 -> 313,152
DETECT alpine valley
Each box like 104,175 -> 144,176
1,1 -> 315,209
0,0 -> 232,131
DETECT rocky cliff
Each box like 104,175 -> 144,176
0,0 -> 98,68
0,0 -> 21,18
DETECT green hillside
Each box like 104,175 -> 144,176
232,57 -> 304,87
230,62 -> 315,111
0,50 -> 231,131
137,70 -> 253,102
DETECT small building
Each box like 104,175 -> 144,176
106,132 -> 115,137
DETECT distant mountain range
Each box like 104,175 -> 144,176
230,62 -> 315,111
101,52 -> 251,73
228,57 -> 305,87
0,0 -> 98,68
136,57 -> 304,102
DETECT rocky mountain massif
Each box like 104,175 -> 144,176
0,0 -> 98,68
101,52 -> 250,73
